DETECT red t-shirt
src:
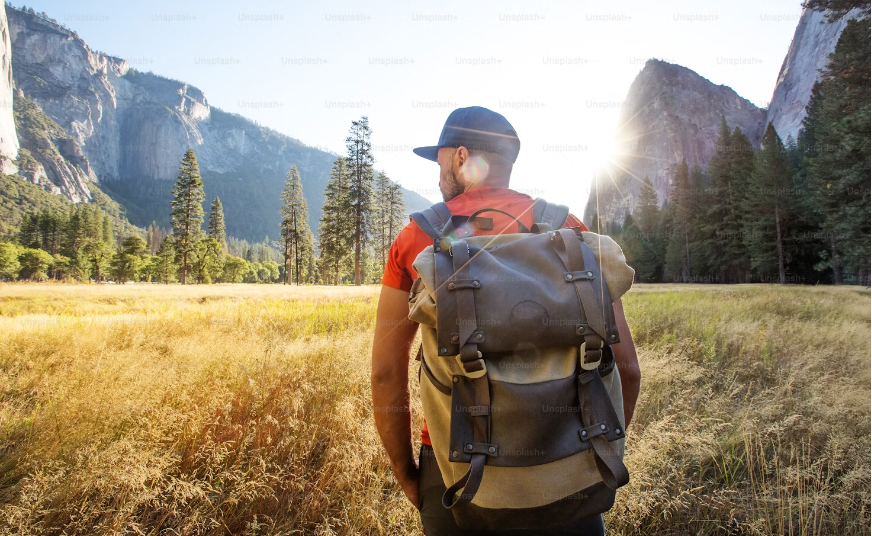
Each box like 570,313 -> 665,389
380,186 -> 589,445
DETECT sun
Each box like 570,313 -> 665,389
587,132 -> 620,174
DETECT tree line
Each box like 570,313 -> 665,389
595,14 -> 869,286
0,117 -> 407,285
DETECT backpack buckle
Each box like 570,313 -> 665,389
455,351 -> 487,379
580,341 -> 602,371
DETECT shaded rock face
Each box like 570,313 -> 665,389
584,60 -> 766,223
7,7 -> 431,241
14,89 -> 97,202
8,9 -> 120,200
0,6 -> 18,173
765,8 -> 862,142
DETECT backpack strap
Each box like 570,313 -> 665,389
532,198 -> 570,229
409,202 -> 453,239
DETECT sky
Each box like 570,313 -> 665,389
19,0 -> 805,216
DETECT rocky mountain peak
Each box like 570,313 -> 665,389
584,59 -> 766,223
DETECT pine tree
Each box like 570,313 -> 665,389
801,16 -> 871,285
109,235 -> 147,282
688,160 -> 715,280
630,176 -> 662,282
345,117 -> 375,285
64,207 -> 85,259
804,0 -> 870,20
372,170 -> 407,272
635,176 -> 660,236
703,119 -> 752,282
279,165 -> 313,285
664,159 -> 693,282
619,213 -> 645,283
17,213 -> 39,249
792,105 -> 829,284
208,197 -> 227,254
170,149 -> 205,284
386,181 -> 405,250
319,158 -> 354,285
305,247 -> 319,284
373,171 -> 391,269
745,123 -> 796,284
156,236 -> 177,284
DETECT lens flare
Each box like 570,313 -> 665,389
462,155 -> 490,185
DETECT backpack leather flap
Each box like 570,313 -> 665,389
433,232 -> 616,356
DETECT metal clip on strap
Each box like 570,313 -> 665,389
455,350 -> 486,379
580,340 -> 602,371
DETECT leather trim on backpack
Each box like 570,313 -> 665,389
452,481 -> 615,531
420,355 -> 451,395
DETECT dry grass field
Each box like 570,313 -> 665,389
0,283 -> 868,535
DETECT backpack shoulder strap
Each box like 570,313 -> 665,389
409,202 -> 453,239
532,197 -> 570,228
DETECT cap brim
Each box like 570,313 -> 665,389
412,146 -> 440,162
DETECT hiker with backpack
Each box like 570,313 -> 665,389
371,106 -> 641,535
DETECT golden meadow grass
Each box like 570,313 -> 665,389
0,283 -> 868,535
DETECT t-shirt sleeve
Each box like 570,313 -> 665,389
564,213 -> 589,232
381,221 -> 423,292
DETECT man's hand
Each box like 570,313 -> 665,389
397,468 -> 420,509
371,285 -> 421,508
611,298 -> 641,428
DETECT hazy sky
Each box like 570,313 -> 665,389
21,0 -> 804,215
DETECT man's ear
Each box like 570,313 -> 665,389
455,146 -> 469,168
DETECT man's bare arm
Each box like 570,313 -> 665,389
611,298 -> 640,428
371,285 -> 420,506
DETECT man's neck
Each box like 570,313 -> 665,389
464,178 -> 511,193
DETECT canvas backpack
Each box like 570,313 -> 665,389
407,198 -> 635,531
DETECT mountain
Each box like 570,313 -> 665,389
0,5 -> 17,174
584,59 -> 766,223
5,7 -> 430,242
14,89 -> 98,201
765,7 -> 865,141
584,7 -> 861,225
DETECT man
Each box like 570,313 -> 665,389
371,106 -> 641,535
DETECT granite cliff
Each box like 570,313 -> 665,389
584,60 -> 767,223
14,89 -> 98,201
0,5 -> 17,174
6,7 -> 430,242
765,7 -> 864,141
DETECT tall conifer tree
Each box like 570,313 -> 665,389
665,159 -> 693,282
170,149 -> 205,284
745,123 -> 796,284
280,165 -> 313,285
801,16 -> 871,284
319,158 -> 354,285
208,197 -> 227,254
345,117 -> 375,285
372,170 -> 407,271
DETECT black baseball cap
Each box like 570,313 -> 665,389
413,106 -> 521,163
